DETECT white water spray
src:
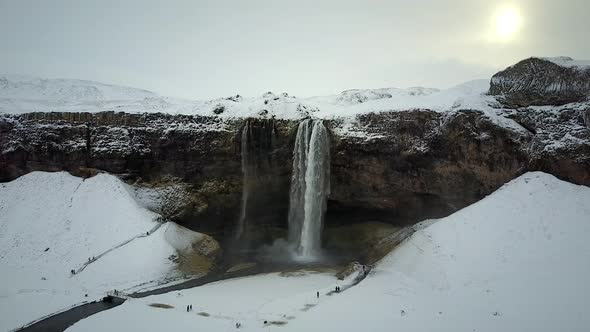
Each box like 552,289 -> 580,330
288,119 -> 330,260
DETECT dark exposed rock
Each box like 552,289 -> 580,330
505,106 -> 590,185
212,104 -> 225,115
1,106 -> 588,240
328,109 -> 532,224
489,57 -> 590,108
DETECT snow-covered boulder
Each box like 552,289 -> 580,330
489,57 -> 590,107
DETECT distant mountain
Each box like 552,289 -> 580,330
0,74 -> 156,102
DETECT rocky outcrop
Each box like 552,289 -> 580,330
328,109 -> 531,224
506,105 -> 590,185
489,57 -> 590,107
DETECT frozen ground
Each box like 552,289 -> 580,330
0,172 -> 203,331
65,172 -> 590,332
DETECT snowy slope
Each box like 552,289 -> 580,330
0,172 -> 201,331
310,79 -> 496,119
284,172 -> 590,332
66,172 -> 590,331
0,74 -> 156,101
0,74 -> 497,119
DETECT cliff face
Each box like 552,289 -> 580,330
2,105 -> 588,237
329,110 -> 529,224
2,57 -> 590,238
0,112 -> 297,235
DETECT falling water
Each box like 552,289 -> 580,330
288,119 -> 330,260
235,119 -> 275,240
236,120 -> 255,239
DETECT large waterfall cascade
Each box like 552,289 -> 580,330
288,119 -> 331,260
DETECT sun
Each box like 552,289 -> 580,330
494,6 -> 521,41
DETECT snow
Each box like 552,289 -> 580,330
0,172 -> 205,331
541,56 -> 590,69
309,79 -> 495,119
0,72 -> 548,141
0,74 -> 155,101
65,172 -> 590,332
0,74 -> 497,120
68,271 -> 346,332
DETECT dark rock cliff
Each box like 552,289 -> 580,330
2,106 -> 588,238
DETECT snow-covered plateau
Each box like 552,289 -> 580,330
0,73 -> 494,119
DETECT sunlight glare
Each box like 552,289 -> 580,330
494,6 -> 521,41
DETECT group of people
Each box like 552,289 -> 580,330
316,285 -> 343,299
70,256 -> 100,275
186,304 -> 193,312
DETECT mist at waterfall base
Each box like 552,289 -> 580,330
234,119 -> 335,265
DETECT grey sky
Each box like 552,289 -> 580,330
1,0 -> 589,99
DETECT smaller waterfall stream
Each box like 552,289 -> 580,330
235,119 -> 275,241
288,119 -> 330,260
236,121 -> 253,239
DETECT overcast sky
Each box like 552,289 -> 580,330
1,0 -> 589,99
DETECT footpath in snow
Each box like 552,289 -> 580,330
0,172 -> 201,331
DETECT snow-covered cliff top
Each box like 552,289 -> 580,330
541,56 -> 590,69
0,74 -> 496,119
3,56 -> 589,120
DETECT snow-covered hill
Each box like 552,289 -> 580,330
64,172 -> 590,332
0,74 -> 156,101
0,172 -> 207,331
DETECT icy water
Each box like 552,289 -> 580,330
17,298 -> 125,332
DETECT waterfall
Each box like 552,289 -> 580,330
288,119 -> 330,259
236,121 -> 253,239
236,118 -> 275,240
